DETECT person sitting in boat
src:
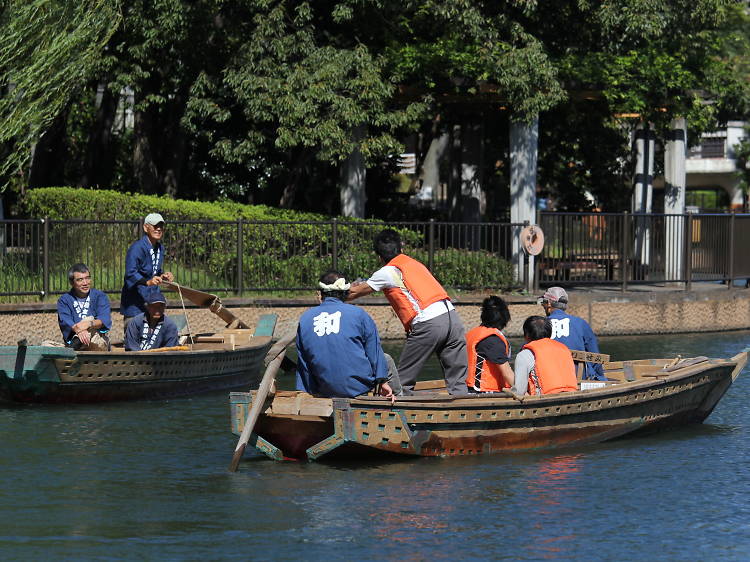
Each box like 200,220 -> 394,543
120,213 -> 174,340
346,228 -> 467,396
539,286 -> 607,381
124,288 -> 179,351
512,315 -> 578,396
296,271 -> 401,401
57,263 -> 112,351
465,296 -> 514,393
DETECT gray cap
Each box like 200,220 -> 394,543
144,213 -> 165,226
540,287 -> 568,304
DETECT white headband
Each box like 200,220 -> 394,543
319,277 -> 351,291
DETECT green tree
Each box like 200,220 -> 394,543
0,0 -> 121,192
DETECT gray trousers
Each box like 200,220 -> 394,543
397,309 -> 468,395
383,353 -> 403,395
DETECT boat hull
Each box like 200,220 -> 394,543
230,353 -> 747,461
1,338 -> 273,403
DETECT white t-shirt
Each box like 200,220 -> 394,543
512,348 -> 536,396
367,265 -> 453,325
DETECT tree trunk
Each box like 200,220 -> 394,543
279,149 -> 311,209
28,108 -> 69,188
81,82 -> 118,189
158,96 -> 188,198
132,105 -> 159,194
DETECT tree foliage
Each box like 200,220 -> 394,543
1,0 -> 750,214
0,0 -> 121,189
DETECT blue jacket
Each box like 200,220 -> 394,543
120,235 -> 165,317
57,289 -> 112,344
124,313 -> 179,351
295,297 -> 388,398
548,308 -> 606,380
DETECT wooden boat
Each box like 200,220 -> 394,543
229,351 -> 748,461
0,285 -> 277,403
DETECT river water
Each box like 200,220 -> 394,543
2,330 -> 750,561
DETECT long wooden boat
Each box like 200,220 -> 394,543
0,285 -> 277,404
230,351 -> 747,461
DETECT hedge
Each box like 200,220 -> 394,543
13,188 -> 515,294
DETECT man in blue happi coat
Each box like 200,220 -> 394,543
538,286 -> 607,380
124,288 -> 179,351
120,212 -> 174,338
57,263 -> 111,350
295,271 -> 401,400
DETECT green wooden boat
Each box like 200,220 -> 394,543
0,285 -> 277,404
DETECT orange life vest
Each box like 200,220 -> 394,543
465,326 -> 510,392
523,338 -> 577,395
382,254 -> 450,332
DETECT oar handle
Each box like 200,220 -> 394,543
228,326 -> 298,472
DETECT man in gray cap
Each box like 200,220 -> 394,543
120,212 -> 174,338
538,286 -> 606,380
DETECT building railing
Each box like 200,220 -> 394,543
538,211 -> 750,289
0,219 -> 525,299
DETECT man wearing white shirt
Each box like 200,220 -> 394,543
347,229 -> 468,395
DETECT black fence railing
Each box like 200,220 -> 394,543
0,219 -> 524,299
3,213 -> 747,300
538,212 -> 750,289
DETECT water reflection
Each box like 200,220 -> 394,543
2,330 -> 750,560
522,454 -> 584,559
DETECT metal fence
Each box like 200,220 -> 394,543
0,218 -> 524,298
3,213 -> 747,300
538,212 -> 750,289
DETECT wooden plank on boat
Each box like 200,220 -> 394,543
223,328 -> 255,347
269,391 -> 333,416
663,356 -> 709,372
194,335 -> 224,343
570,350 -> 610,364
253,314 -> 278,337
414,380 -> 447,391
297,394 -> 333,416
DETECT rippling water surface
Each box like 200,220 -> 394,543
2,331 -> 750,560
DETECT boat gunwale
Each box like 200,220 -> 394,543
344,357 -> 736,409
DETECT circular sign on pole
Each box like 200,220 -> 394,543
520,225 -> 545,256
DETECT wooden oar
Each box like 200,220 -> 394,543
161,281 -> 250,329
229,325 -> 297,472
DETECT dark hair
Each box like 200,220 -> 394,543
373,229 -> 402,262
480,296 -> 510,330
67,263 -> 89,283
318,270 -> 349,300
523,315 -> 551,341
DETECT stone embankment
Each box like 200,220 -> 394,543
1,284 -> 748,345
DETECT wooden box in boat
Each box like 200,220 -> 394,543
230,351 -> 747,461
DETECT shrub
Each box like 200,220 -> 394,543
11,188 -> 513,295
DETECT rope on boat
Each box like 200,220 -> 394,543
171,281 -> 194,349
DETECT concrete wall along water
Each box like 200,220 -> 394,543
2,286 -> 749,346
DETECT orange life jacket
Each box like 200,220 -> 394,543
465,326 -> 510,392
523,338 -> 577,395
382,254 -> 450,332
